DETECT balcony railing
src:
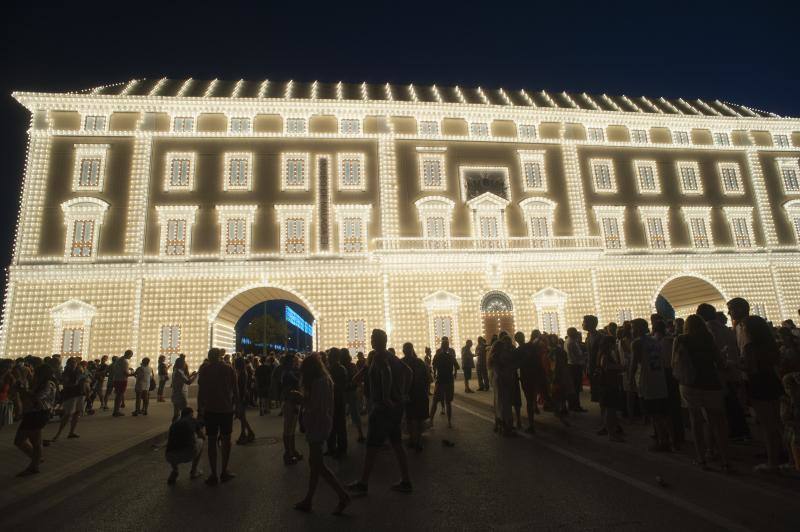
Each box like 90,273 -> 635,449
373,236 -> 604,252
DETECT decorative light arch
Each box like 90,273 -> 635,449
208,281 -> 321,352
650,272 -> 729,314
480,290 -> 514,313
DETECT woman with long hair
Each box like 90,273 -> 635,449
234,356 -> 256,444
14,363 -> 56,476
673,314 -> 730,471
292,353 -> 350,515
401,342 -> 430,451
170,357 -> 197,423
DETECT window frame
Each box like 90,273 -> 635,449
517,150 -> 547,192
681,207 -> 714,250
672,130 -> 691,145
675,161 -> 703,195
722,206 -> 755,249
593,205 -> 626,250
285,117 -> 307,134
223,152 -> 253,192
418,120 -> 440,136
415,196 -> 455,247
229,116 -> 252,134
630,128 -> 649,144
337,153 -> 367,191
216,205 -> 258,259
72,144 -> 110,192
717,162 -> 745,196
519,197 -> 556,247
589,158 -> 617,193
334,204 -> 371,255
281,152 -> 311,191
164,152 -> 197,191
783,200 -> 800,244
275,204 -> 314,256
638,206 -> 671,250
171,115 -> 196,133
633,159 -> 661,194
517,123 -> 538,140
156,205 -> 199,259
82,114 -> 108,132
418,152 -> 447,191
469,122 -> 490,137
339,118 -> 362,135
776,158 -> 800,194
60,197 -> 110,261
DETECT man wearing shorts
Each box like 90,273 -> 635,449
198,347 -> 238,486
112,351 -> 133,417
347,329 -> 413,495
430,337 -> 459,428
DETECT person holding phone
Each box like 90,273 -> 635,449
171,356 -> 197,423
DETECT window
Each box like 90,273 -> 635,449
541,312 -> 560,334
639,207 -> 670,249
774,134 -> 790,148
419,153 -> 446,190
415,196 -> 455,247
334,205 -> 371,254
285,218 -> 306,253
718,162 -> 744,195
785,200 -> 800,243
83,115 -> 107,131
630,129 -> 648,143
282,153 -> 310,190
723,207 -> 754,249
173,116 -> 194,132
346,320 -> 366,353
479,215 -> 499,239
216,205 -> 258,258
518,151 -> 547,192
338,153 -> 366,190
594,206 -> 626,249
682,207 -> 713,249
470,122 -> 489,137
61,198 -> 109,260
520,198 -> 556,248
712,131 -> 731,146
673,130 -> 690,145
72,144 -> 109,192
275,205 -> 314,256
432,315 -> 454,347
634,160 -> 660,194
590,159 -> 616,192
466,182 -> 510,247
286,118 -> 307,134
777,158 -> 800,193
79,159 -> 102,187
419,120 -> 439,136
165,152 -> 196,191
340,118 -> 361,135
61,327 -> 84,356
676,161 -> 702,195
587,127 -> 605,142
518,123 -> 538,139
71,220 -> 95,257
160,326 -> 181,356
223,153 -> 252,191
229,117 -> 251,134
225,218 -> 247,255
156,206 -> 198,258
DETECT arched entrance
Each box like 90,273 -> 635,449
481,291 -> 515,339
209,284 -> 319,353
653,274 -> 727,319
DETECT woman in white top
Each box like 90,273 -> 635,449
133,358 -> 154,416
170,357 -> 197,423
291,353 -> 350,515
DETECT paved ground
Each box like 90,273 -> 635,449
1,387 -> 797,532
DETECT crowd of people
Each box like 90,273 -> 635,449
1,296 -> 799,512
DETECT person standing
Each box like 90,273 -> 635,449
341,351 -> 365,443
292,353 -> 350,515
461,340 -> 475,393
728,298 -> 784,473
234,357 -> 255,445
133,358 -> 154,416
565,327 -> 588,412
49,357 -> 83,442
157,355 -> 170,403
673,314 -> 730,471
280,354 -> 303,465
255,356 -> 272,416
170,357 -> 197,422
630,319 -> 671,451
112,351 -> 134,417
14,364 -> 56,476
430,337 -> 459,428
402,342 -> 430,451
197,347 -> 239,485
347,329 -> 413,495
514,332 -> 539,434
326,348 -> 349,458
597,335 -> 625,442
475,337 -> 490,391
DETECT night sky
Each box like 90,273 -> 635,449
1,0 -> 798,279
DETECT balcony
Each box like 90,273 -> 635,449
373,236 -> 604,252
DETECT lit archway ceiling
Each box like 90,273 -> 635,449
214,286 -> 313,327
659,276 -> 725,313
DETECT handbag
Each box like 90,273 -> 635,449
148,370 -> 156,391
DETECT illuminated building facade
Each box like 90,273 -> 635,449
2,78 -> 799,365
